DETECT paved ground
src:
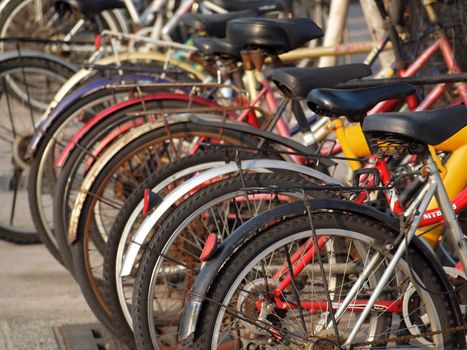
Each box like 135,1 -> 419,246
0,241 -> 97,350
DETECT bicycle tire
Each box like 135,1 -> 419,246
132,172 -> 332,350
193,206 -> 461,349
28,87 -> 139,264
103,150 -> 287,340
70,123 -> 261,345
0,0 -> 127,59
52,97 -> 218,271
28,71 -> 204,263
0,53 -> 74,244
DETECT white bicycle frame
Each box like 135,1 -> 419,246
121,0 -> 243,41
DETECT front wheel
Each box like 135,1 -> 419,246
194,209 -> 461,349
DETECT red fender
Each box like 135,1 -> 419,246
56,93 -> 235,168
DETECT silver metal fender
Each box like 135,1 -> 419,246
68,112 -> 336,243
120,160 -> 340,276
115,160 -> 230,328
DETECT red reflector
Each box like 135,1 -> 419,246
199,233 -> 217,262
95,34 -> 101,50
143,188 -> 150,216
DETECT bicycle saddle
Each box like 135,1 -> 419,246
193,37 -> 241,58
226,18 -> 323,54
180,10 -> 256,38
207,0 -> 285,14
54,0 -> 124,17
272,64 -> 372,99
307,84 -> 416,122
362,105 -> 467,146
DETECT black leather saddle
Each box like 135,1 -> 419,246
54,0 -> 124,17
273,64 -> 372,100
307,84 -> 416,122
193,37 -> 240,58
362,105 -> 467,146
208,0 -> 285,14
180,10 -> 256,38
226,18 -> 323,54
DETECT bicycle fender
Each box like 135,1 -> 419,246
178,198 -> 464,344
26,74 -> 163,159
68,113 -> 340,243
188,114 -> 336,168
118,159 -> 341,276
55,93 -> 222,168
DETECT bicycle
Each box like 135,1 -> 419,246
179,104 -> 467,349
22,4 -> 464,344
0,49 -> 76,243
86,11 -> 465,344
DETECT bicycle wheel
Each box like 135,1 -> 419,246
193,205 -> 461,349
52,97 -> 221,270
29,64 -> 205,262
132,173 -> 333,349
28,87 -> 138,263
0,53 -> 74,243
70,123 -> 262,345
0,0 -> 127,59
103,150 -> 277,340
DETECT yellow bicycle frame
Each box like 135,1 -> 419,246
333,120 -> 466,246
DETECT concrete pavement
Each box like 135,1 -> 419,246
0,241 -> 97,350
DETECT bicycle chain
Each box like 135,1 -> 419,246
351,324 -> 467,348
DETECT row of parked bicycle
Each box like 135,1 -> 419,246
0,0 -> 466,349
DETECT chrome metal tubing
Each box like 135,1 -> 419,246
427,156 -> 467,272
344,179 -> 438,346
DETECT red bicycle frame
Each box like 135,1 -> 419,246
369,30 -> 467,115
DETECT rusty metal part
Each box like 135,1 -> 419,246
352,324 -> 467,348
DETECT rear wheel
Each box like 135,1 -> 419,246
0,54 -> 74,243
132,172 -> 332,349
29,88 -> 135,264
104,150 -> 279,339
194,209 -> 460,349
70,124 -> 260,345
48,96 -> 206,269
0,0 -> 127,60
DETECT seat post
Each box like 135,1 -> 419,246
426,154 -> 467,272
240,50 -> 259,100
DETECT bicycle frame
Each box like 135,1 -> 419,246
272,154 -> 467,295
321,32 -> 466,165
343,153 -> 467,345
245,149 -> 465,348
310,0 -> 467,171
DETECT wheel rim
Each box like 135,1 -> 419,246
210,228 -> 443,348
